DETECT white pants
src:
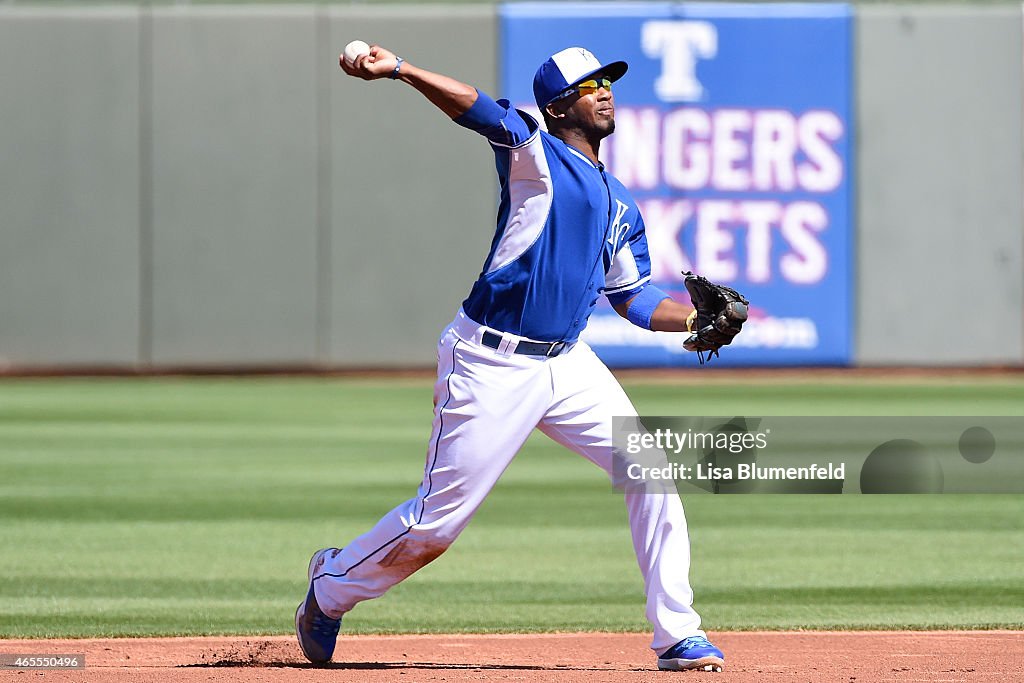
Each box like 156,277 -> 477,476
314,309 -> 704,653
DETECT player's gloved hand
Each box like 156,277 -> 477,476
682,271 -> 749,364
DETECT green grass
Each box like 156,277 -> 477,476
0,376 -> 1022,638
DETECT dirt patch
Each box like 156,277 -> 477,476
0,632 -> 1019,682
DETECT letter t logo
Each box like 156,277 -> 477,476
642,21 -> 718,102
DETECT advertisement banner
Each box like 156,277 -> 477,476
500,2 -> 853,366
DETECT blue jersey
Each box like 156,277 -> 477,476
455,91 -> 653,344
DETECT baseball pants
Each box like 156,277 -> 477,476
313,309 -> 705,653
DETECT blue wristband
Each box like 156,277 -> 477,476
625,286 -> 670,330
389,57 -> 404,80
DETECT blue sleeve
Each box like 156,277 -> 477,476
624,285 -> 670,330
454,89 -> 536,147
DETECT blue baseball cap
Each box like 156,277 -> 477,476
533,47 -> 628,110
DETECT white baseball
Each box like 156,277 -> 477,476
344,40 -> 371,66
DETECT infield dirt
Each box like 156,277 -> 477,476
1,631 -> 1020,682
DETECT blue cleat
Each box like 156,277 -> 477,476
294,548 -> 342,665
657,635 -> 725,672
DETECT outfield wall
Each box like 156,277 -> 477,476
0,4 -> 1020,370
856,6 -> 1023,365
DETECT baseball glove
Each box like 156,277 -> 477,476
682,271 -> 749,364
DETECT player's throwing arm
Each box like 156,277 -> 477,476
339,42 -> 478,120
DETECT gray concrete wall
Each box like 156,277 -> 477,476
0,5 -> 496,370
855,6 -> 1024,365
328,6 -> 498,366
0,9 -> 141,367
148,7 -> 321,366
0,5 -> 1021,370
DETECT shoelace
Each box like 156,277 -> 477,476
679,636 -> 713,651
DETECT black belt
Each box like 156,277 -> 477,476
481,330 -> 570,357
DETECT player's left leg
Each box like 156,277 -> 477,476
536,342 -> 722,669
297,316 -> 554,665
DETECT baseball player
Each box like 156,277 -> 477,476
295,44 -> 730,673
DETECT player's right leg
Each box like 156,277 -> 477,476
299,311 -> 552,659
536,341 -> 723,671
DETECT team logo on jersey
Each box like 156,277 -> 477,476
607,199 -> 632,250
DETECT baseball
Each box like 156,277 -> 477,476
343,40 -> 371,66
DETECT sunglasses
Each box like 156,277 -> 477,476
553,77 -> 613,102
